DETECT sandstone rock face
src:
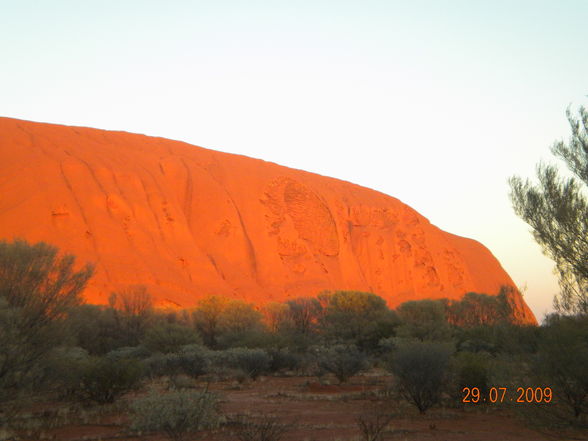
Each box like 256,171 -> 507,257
0,117 -> 536,324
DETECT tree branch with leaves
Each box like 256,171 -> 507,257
509,106 -> 588,315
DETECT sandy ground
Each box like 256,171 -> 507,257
7,373 -> 585,441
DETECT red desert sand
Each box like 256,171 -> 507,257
0,117 -> 536,324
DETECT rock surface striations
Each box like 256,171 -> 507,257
0,118 -> 536,324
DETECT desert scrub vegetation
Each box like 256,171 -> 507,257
130,388 -> 220,441
356,413 -> 395,441
229,414 -> 295,441
144,344 -> 209,379
210,347 -> 271,380
387,341 -> 453,414
314,344 -> 368,383
70,356 -> 143,404
0,239 -> 93,423
521,314 -> 588,429
4,239 -> 588,440
108,285 -> 155,347
449,351 -> 493,406
46,350 -> 143,404
509,106 -> 588,316
142,321 -> 201,353
266,347 -> 303,374
317,290 -> 399,351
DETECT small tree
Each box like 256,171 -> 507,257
444,290 -> 514,327
0,239 -> 93,328
0,239 -> 93,404
192,295 -> 228,348
142,322 -> 201,353
217,300 -> 267,348
509,106 -> 588,315
220,300 -> 263,333
395,299 -> 452,342
262,302 -> 290,333
319,291 -> 398,349
315,344 -> 367,383
536,315 -> 588,421
109,285 -> 154,346
67,304 -> 122,355
285,297 -> 323,335
388,341 -> 452,414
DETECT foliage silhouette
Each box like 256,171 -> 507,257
509,106 -> 588,314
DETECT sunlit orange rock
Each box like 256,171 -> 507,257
0,117 -> 536,324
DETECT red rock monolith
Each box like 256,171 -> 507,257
0,117 -> 536,324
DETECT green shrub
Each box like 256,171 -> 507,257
43,346 -> 90,399
143,353 -> 170,378
75,356 -> 143,404
217,328 -> 275,349
177,345 -> 210,378
106,345 -> 150,361
455,325 -> 497,354
533,315 -> 588,425
143,345 -> 209,382
450,351 -> 492,406
130,388 -> 219,441
315,344 -> 367,383
455,323 -> 540,355
266,348 -> 302,373
211,348 -> 271,380
388,341 -> 452,414
395,300 -> 452,342
0,239 -> 93,403
497,324 -> 540,354
67,304 -> 123,355
455,352 -> 491,392
512,316 -> 588,434
318,291 -> 398,350
218,300 -> 264,336
444,291 -> 514,327
142,322 -> 201,353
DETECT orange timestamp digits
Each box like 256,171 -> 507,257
462,387 -> 553,404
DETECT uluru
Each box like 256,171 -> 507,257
0,117 -> 536,324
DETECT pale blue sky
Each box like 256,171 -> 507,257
2,1 -> 587,320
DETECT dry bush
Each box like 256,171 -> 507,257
130,388 -> 219,441
210,348 -> 271,380
388,341 -> 452,414
229,414 -> 295,441
356,413 -> 394,441
75,356 -> 143,404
